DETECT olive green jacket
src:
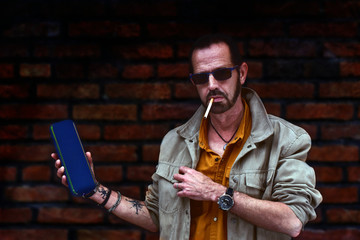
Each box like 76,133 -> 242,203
145,88 -> 322,240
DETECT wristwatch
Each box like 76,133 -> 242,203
217,187 -> 234,211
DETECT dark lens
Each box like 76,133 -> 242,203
192,73 -> 209,84
213,68 -> 232,81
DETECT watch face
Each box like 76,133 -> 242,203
219,194 -> 234,211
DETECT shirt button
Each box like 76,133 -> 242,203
213,217 -> 217,222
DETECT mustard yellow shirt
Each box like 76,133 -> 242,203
190,99 -> 252,240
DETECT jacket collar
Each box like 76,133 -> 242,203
176,87 -> 274,143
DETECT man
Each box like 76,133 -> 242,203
53,34 -> 322,239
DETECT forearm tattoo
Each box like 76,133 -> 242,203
126,198 -> 144,215
98,186 -> 108,199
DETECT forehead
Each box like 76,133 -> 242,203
191,42 -> 232,73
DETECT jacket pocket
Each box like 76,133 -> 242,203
244,171 -> 273,199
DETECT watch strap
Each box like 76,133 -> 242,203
226,187 -> 234,197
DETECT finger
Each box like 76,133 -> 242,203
173,173 -> 185,182
173,182 -> 182,190
51,153 -> 58,160
86,151 -> 94,168
57,166 -> 65,178
61,175 -> 69,187
55,159 -> 62,169
179,166 -> 191,174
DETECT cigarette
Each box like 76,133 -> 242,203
204,98 -> 214,119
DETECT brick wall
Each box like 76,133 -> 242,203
0,0 -> 359,239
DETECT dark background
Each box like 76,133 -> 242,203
0,0 -> 359,239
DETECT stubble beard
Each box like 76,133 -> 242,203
204,79 -> 242,114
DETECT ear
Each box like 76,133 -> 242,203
239,62 -> 248,85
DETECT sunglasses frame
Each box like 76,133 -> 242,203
190,65 -> 239,85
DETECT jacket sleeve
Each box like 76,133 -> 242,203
272,129 -> 322,226
145,173 -> 160,229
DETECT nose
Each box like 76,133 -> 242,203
208,74 -> 219,90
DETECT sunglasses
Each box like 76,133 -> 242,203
190,65 -> 239,85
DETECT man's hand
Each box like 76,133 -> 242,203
173,166 -> 226,202
51,151 -> 96,188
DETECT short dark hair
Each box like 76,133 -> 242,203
189,34 -> 242,73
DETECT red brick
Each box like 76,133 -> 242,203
20,63 -> 51,78
174,82 -> 198,99
303,61 -> 338,78
35,44 -> 101,58
95,166 -> 123,183
246,61 -> 263,79
324,42 -> 360,57
340,62 -> 360,77
286,103 -> 354,120
313,166 -> 343,182
77,229 -> 141,240
325,0 -> 360,18
69,21 -> 140,37
0,229 -> 68,240
0,64 -> 14,78
142,144 -> 160,162
0,144 -> 55,162
127,165 -> 156,181
221,22 -> 284,37
3,22 -> 60,37
37,84 -> 99,99
112,43 -> 173,59
147,23 -> 211,38
321,124 -> 360,140
122,64 -> 154,79
319,81 -> 360,98
249,40 -> 317,57
348,167 -> 360,182
263,102 -> 281,117
158,63 -> 189,78
104,124 -> 169,140
142,103 -> 198,121
318,186 -> 358,203
0,125 -> 28,139
33,123 -> 101,140
117,186 -> 142,199
296,229 -> 360,240
309,145 -> 358,162
5,185 -> 69,202
89,63 -> 118,79
247,83 -> 314,99
38,207 -> 103,224
0,167 -> 17,181
290,22 -> 357,37
86,145 -> 137,163
266,61 -> 302,78
76,124 -> 101,140
105,83 -> 171,100
253,1 -> 321,17
177,42 -> 193,58
298,124 -> 317,140
0,44 -> 29,57
0,208 -> 32,223
111,1 -> 176,17
73,104 -> 137,121
23,165 -> 51,181
0,104 -> 67,120
327,208 -> 360,223
145,232 -> 160,240
0,84 -> 29,98
55,63 -> 84,79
